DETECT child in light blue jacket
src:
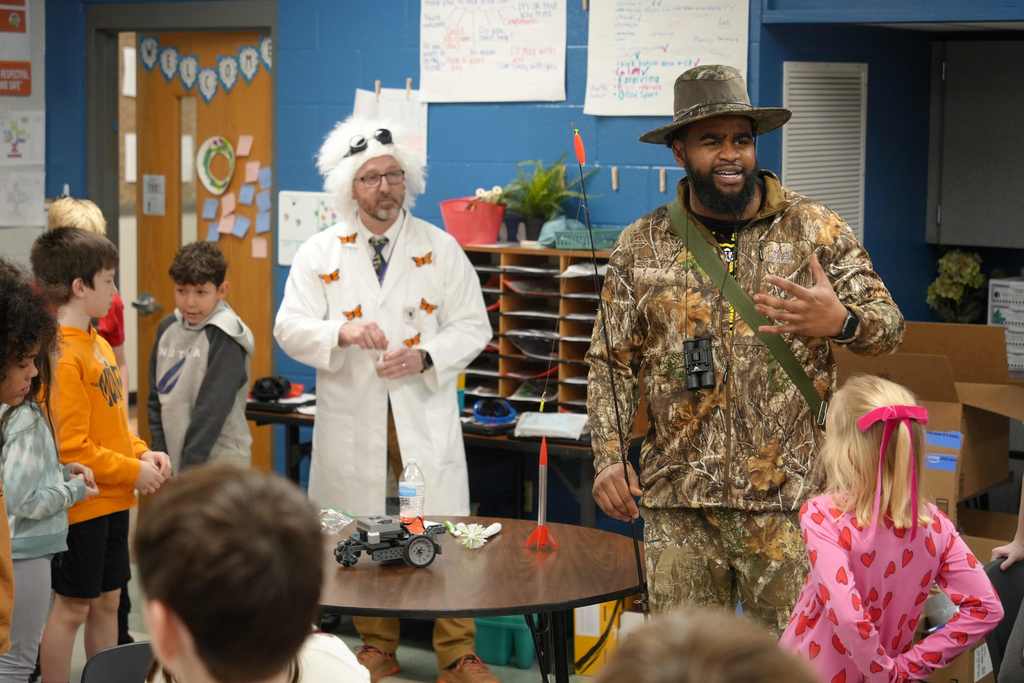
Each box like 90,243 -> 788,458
0,259 -> 97,682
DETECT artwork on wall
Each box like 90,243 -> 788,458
277,191 -> 339,266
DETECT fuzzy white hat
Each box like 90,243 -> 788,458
316,115 -> 426,220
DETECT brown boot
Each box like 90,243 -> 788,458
356,645 -> 401,682
436,654 -> 499,683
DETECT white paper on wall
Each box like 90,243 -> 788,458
122,47 -> 137,97
0,168 -> 44,227
584,0 -> 748,117
420,0 -> 565,103
124,133 -> 137,183
277,191 -> 340,267
0,110 -> 44,165
353,87 -> 428,169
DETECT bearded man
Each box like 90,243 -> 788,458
585,65 -> 904,635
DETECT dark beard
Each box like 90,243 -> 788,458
686,165 -> 759,218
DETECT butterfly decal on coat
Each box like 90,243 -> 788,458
338,233 -> 358,245
343,305 -> 362,321
403,333 -> 421,348
319,269 -> 340,284
419,298 -> 438,315
412,251 -> 433,267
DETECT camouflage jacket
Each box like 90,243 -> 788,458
586,172 -> 904,511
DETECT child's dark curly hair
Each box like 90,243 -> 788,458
169,242 -> 228,287
0,258 -> 58,426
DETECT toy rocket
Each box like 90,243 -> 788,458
525,437 -> 558,551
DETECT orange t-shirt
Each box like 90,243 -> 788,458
51,326 -> 145,524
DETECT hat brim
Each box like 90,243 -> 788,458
639,108 -> 792,145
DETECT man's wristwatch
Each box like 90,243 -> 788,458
419,350 -> 433,373
832,307 -> 860,344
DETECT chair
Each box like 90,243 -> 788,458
81,641 -> 154,683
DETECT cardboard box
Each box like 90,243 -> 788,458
927,509 -> 1019,683
837,323 -> 1024,522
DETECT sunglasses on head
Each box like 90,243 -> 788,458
343,128 -> 393,158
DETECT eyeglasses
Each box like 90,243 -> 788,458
343,128 -> 393,158
357,170 -> 406,188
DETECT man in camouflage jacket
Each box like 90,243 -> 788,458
586,65 -> 903,634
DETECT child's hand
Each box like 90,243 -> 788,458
66,463 -> 96,488
135,461 -> 167,495
142,451 -> 172,478
992,539 -> 1024,570
77,474 -> 100,499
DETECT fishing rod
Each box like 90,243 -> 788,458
572,127 -> 648,615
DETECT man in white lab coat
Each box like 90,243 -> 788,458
274,117 -> 494,683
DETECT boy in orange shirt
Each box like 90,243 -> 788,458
30,228 -> 171,683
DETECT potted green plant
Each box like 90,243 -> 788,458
502,157 -> 587,241
926,249 -> 987,323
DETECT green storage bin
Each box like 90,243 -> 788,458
475,615 -> 536,669
555,227 -> 624,250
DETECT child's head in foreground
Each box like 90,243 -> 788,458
595,607 -> 818,683
134,464 -> 323,683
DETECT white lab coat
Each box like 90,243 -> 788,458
274,212 -> 491,516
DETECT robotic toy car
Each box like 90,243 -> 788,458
334,516 -> 445,569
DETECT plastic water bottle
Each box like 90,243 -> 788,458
399,460 -> 425,521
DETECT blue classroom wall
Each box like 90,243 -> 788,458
756,23 -> 935,322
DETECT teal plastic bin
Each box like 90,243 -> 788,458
475,615 -> 536,669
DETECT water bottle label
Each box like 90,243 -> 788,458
399,485 -> 418,498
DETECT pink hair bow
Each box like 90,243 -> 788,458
856,404 -> 929,541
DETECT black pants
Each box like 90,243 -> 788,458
984,560 -> 1024,682
117,581 -> 132,644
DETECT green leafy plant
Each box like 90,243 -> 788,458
502,157 -> 589,221
926,250 -> 987,323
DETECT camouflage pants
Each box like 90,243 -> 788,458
642,506 -> 808,637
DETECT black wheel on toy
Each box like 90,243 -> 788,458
335,541 -> 360,568
403,535 -> 437,568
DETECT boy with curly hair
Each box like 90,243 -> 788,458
148,242 -> 253,472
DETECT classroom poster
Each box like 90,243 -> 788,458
0,109 -> 42,164
584,0 -> 748,116
420,0 -> 565,102
0,167 -> 43,226
277,191 -> 340,266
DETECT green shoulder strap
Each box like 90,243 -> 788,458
667,199 -> 828,428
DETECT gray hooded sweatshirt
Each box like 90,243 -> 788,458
147,301 -> 254,471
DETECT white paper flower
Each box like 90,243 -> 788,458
475,188 -> 486,198
491,185 -> 503,195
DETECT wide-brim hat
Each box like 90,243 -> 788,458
640,65 -> 791,145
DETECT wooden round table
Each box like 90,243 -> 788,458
320,516 -> 644,681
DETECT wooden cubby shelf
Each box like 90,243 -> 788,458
463,244 -> 610,416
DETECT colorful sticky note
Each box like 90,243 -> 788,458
219,214 -> 236,234
258,165 -> 272,189
201,198 -> 218,220
206,222 -> 220,241
251,236 -> 268,259
255,211 -> 271,234
255,189 -> 271,212
244,160 -> 260,183
236,134 -> 254,157
232,215 -> 251,238
220,192 -> 236,217
239,183 -> 256,205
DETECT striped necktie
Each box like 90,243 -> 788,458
369,235 -> 389,283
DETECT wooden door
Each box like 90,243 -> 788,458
135,31 -> 273,470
